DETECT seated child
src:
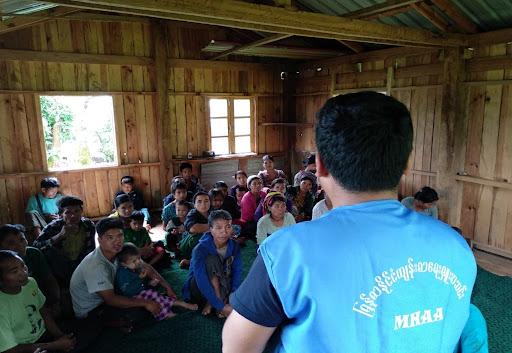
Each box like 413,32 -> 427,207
114,175 -> 151,230
33,196 -> 96,288
25,177 -> 63,240
115,243 -> 197,321
177,162 -> 203,199
213,181 -> 241,220
124,211 -> 170,271
178,192 -> 211,268
254,178 -> 293,220
209,188 -> 241,238
240,175 -> 266,239
256,193 -> 296,245
234,186 -> 248,207
401,186 -> 439,219
0,224 -> 60,314
162,181 -> 190,228
182,210 -> 242,318
165,200 -> 191,254
0,250 -> 76,353
229,171 -> 248,198
110,194 -> 134,228
163,176 -> 191,207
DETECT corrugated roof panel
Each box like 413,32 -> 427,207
0,1 -> 56,15
297,0 -> 512,33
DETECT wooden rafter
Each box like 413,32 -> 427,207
430,0 -> 479,34
411,2 -> 451,32
211,33 -> 291,60
346,0 -> 422,20
338,40 -> 364,53
43,0 -> 466,47
0,7 -> 80,34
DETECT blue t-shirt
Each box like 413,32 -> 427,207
231,199 -> 476,353
25,192 -> 62,214
115,266 -> 146,297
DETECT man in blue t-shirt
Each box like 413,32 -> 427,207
222,92 -> 477,353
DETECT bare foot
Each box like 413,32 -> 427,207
165,311 -> 177,319
202,303 -> 212,316
174,300 -> 199,311
217,312 -> 226,319
179,259 -> 190,269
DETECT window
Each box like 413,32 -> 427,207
39,95 -> 118,171
208,97 -> 253,155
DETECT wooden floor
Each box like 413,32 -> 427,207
474,249 -> 512,277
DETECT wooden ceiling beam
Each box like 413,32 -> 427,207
211,33 -> 292,60
346,0 -> 422,19
469,28 -> 512,46
43,0 -> 466,47
338,40 -> 365,53
411,2 -> 451,32
430,0 -> 479,34
0,7 -> 80,34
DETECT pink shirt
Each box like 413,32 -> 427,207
240,191 -> 267,223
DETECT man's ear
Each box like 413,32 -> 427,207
403,154 -> 413,176
315,154 -> 329,177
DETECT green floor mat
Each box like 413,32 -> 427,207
89,241 -> 510,353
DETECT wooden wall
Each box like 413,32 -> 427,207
0,19 -> 287,224
291,49 -> 444,212
459,42 -> 512,257
293,44 -> 512,258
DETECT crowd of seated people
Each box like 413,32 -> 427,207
0,155 -> 449,353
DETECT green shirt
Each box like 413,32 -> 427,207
23,247 -> 50,286
61,226 -> 88,261
0,278 -> 46,352
123,228 -> 152,248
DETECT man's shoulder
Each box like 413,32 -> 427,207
25,246 -> 43,257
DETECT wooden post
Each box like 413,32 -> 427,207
438,48 -> 466,225
152,20 -> 171,197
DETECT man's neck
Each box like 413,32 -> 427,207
100,247 -> 116,262
322,176 -> 397,208
1,285 -> 22,295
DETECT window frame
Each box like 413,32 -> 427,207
37,94 -> 120,172
206,96 -> 255,156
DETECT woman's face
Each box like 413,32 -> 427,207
195,195 -> 211,214
236,174 -> 247,186
117,201 -> 134,218
272,182 -> 286,194
269,201 -> 286,220
249,179 -> 263,194
300,179 -> 313,193
263,159 -> 274,171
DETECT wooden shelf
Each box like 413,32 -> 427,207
171,152 -> 284,164
259,122 -> 313,127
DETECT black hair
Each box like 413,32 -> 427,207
114,194 -> 133,208
0,250 -> 22,277
262,155 -> 274,162
57,196 -> 84,213
117,243 -> 140,264
315,92 -> 413,192
171,181 -> 187,194
130,210 -> 145,222
234,185 -> 248,193
0,224 -> 24,245
271,178 -> 286,188
175,200 -> 192,209
208,210 -> 232,227
179,162 -> 193,172
120,175 -> 134,185
304,154 -> 316,166
234,170 -> 247,178
213,181 -> 228,189
209,188 -> 225,200
193,191 -> 210,204
414,186 -> 439,203
40,177 -> 60,189
300,175 -> 315,184
96,217 -> 124,237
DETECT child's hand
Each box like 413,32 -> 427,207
54,333 -> 76,352
145,223 -> 152,232
149,278 -> 160,287
139,268 -> 148,278
144,300 -> 161,315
